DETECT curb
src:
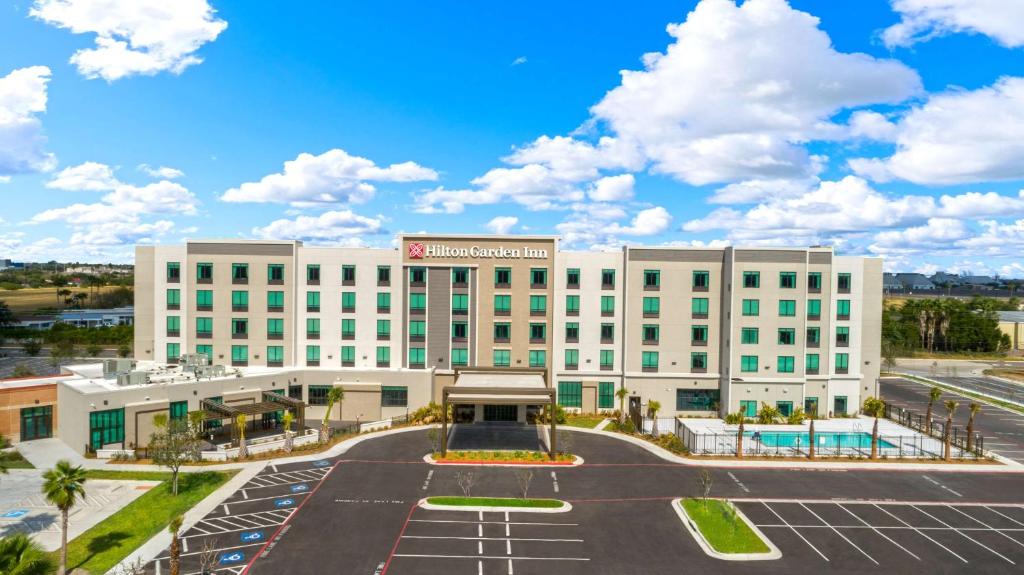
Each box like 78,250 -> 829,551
422,453 -> 584,467
418,497 -> 572,514
673,498 -> 781,561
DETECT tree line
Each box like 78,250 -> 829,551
883,296 -> 1011,358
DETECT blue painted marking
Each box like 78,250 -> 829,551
240,530 -> 264,542
290,484 -> 309,493
219,551 -> 245,565
274,498 -> 295,507
0,510 -> 29,519
313,459 -> 330,468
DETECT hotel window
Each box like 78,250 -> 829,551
834,396 -> 848,416
837,299 -> 851,319
743,271 -> 760,288
493,349 -> 511,367
231,345 -> 248,366
599,382 -> 614,409
807,299 -> 821,319
196,345 -> 213,361
342,291 -> 356,312
642,324 -> 659,344
382,386 -> 408,407
410,320 -> 426,339
643,296 -> 660,317
778,299 -> 796,316
808,272 -> 821,291
451,348 -> 468,366
341,318 -> 355,339
741,299 -> 759,316
306,345 -> 320,364
231,290 -> 248,311
340,346 -> 355,365
288,386 -> 302,400
377,292 -> 391,313
197,262 -> 213,282
342,265 -> 356,284
836,326 -> 850,347
600,350 -> 614,369
564,349 -> 579,369
565,295 -> 580,315
641,351 -> 659,371
494,322 -> 510,342
807,327 -> 820,346
529,350 -> 546,367
166,315 -> 180,336
495,267 -> 511,287
409,293 -> 426,313
451,321 -> 467,340
565,322 -> 579,342
166,343 -> 181,362
567,268 -> 580,288
691,297 -> 709,318
530,267 -> 548,288
776,401 -> 793,417
601,268 -> 615,288
452,267 -> 468,285
307,318 -> 321,338
836,352 -> 850,373
494,294 -> 511,314
677,389 -> 721,412
232,263 -> 248,283
837,273 -> 852,293
777,355 -> 795,373
558,382 -> 582,408
691,352 -> 707,371
268,264 -> 284,283
692,325 -> 708,344
308,386 -> 331,406
88,409 -> 124,451
740,327 -> 758,344
196,317 -> 212,337
740,355 -> 758,372
267,290 -> 284,311
530,295 -> 546,315
306,291 -> 320,312
452,294 -> 469,314
601,295 -> 615,315
307,264 -> 320,283
376,346 -> 390,367
267,318 -> 284,338
779,271 -> 796,289
806,353 -> 819,373
166,288 -> 180,309
167,262 -> 180,282
693,270 -> 709,290
529,323 -> 546,343
377,265 -> 391,285
643,269 -> 660,289
778,328 -> 795,345
600,323 -> 614,343
408,347 -> 425,367
267,346 -> 284,365
232,318 -> 248,337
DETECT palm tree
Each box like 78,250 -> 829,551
736,417 -> 745,458
808,418 -> 816,460
282,410 -> 294,453
42,459 -> 88,575
168,514 -> 184,575
0,533 -> 55,575
925,387 -> 942,430
320,387 -> 345,443
965,402 -> 981,451
648,400 -> 661,437
943,400 -> 959,461
236,414 -> 248,459
615,387 -> 629,424
862,397 -> 885,460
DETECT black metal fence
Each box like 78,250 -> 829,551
678,428 -> 971,459
883,403 -> 985,456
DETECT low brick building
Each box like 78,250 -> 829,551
0,375 -> 59,443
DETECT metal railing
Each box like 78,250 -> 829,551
678,428 -> 979,459
883,403 -> 984,455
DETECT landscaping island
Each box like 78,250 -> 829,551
431,450 -> 577,464
426,497 -> 565,509
676,498 -> 779,560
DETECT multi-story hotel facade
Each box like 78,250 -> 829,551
129,234 -> 881,422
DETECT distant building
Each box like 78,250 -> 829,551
929,272 -> 961,287
0,259 -> 13,270
960,275 -> 999,288
997,311 -> 1024,351
58,307 -> 134,328
883,273 -> 902,291
895,273 -> 935,291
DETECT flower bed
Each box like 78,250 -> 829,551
432,450 -> 575,464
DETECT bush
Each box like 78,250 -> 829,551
651,433 -> 688,455
118,344 -> 132,358
723,412 -> 745,425
12,363 -> 35,378
86,343 -> 103,357
410,402 -> 450,424
22,339 -> 42,356
786,408 -> 806,425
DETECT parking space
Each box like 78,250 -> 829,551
738,499 -> 1024,569
387,508 -> 588,575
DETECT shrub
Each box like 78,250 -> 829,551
723,412 -> 744,425
12,363 -> 35,378
22,339 -> 42,356
786,408 -> 806,425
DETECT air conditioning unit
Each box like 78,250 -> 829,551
116,370 -> 149,387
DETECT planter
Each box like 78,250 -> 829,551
419,497 -> 572,513
674,498 -> 780,561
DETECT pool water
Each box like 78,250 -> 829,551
745,431 -> 896,449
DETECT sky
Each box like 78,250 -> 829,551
2,0 -> 1024,277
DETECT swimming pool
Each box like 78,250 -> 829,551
745,431 -> 896,449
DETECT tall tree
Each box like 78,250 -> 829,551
862,397 -> 885,460
965,402 -> 981,452
168,514 -> 184,575
615,387 -> 629,424
648,400 -> 661,437
320,387 -> 345,443
943,400 -> 959,461
42,460 -> 88,575
925,387 -> 942,429
150,413 -> 203,495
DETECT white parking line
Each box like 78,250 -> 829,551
422,469 -> 434,491
912,505 -> 1015,564
394,554 -> 589,562
727,472 -> 750,493
987,506 -> 1024,527
760,501 -> 829,562
408,519 -> 578,526
402,536 -> 584,543
948,506 -> 1024,550
872,504 -> 968,563
800,503 -> 878,565
551,471 -> 559,494
922,475 -> 963,498
836,504 -> 920,561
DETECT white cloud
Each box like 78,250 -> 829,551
606,206 -> 672,236
0,65 -> 56,175
556,204 -> 672,248
708,177 -> 817,204
587,174 -> 635,202
30,0 -> 228,81
0,176 -> 10,184
511,56 -> 527,66
47,161 -> 120,191
883,0 -> 1024,49
223,148 -> 438,207
850,77 -> 1024,185
138,164 -> 184,179
869,217 -> 970,255
252,210 -> 384,243
485,216 -> 518,235
847,110 -> 899,142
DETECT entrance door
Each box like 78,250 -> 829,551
21,406 -> 53,441
483,405 -> 518,422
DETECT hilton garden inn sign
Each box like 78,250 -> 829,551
408,242 -> 548,260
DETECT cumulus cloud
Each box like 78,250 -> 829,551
47,161 -> 120,191
587,174 -> 635,202
485,216 -> 519,235
223,148 -> 438,207
882,0 -> 1024,49
556,204 -> 673,249
30,0 -> 228,81
252,210 -> 385,243
138,164 -> 184,179
0,65 -> 55,175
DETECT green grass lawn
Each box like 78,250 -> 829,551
1,450 -> 35,469
427,496 -> 564,508
60,470 -> 235,574
681,499 -> 770,554
434,450 -> 575,463
562,416 -> 606,429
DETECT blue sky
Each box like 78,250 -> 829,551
3,0 -> 1024,277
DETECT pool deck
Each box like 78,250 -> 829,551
678,415 -> 918,436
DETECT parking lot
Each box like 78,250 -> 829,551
738,499 -> 1024,569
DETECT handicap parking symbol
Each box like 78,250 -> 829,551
219,551 -> 245,565
0,510 -> 28,519
274,498 -> 295,507
313,459 -> 330,468
290,484 -> 309,493
240,531 -> 264,543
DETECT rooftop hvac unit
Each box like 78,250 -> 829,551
116,370 -> 150,387
103,358 -> 136,379
195,364 -> 227,379
180,353 -> 210,368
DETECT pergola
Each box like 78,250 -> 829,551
200,392 -> 306,447
441,368 -> 558,460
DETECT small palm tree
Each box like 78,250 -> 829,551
282,410 -> 294,453
808,418 -> 816,460
0,533 -> 55,575
615,387 -> 629,424
320,387 -> 345,443
648,400 -> 661,437
42,459 -> 88,575
236,415 -> 248,459
965,402 -> 981,451
862,397 -> 885,460
925,387 -> 942,430
756,402 -> 781,424
736,417 -> 745,458
168,514 -> 184,575
943,400 -> 959,461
